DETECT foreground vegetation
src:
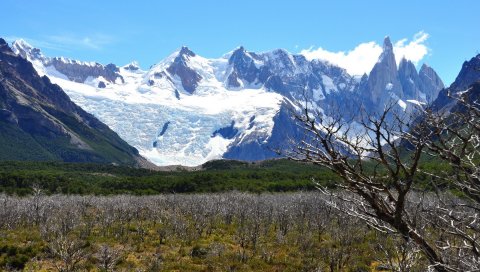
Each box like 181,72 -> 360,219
0,192 -> 434,271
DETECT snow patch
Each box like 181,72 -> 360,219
406,99 -> 425,107
397,99 -> 407,111
321,75 -> 337,94
385,83 -> 394,91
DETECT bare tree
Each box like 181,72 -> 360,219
48,233 -> 89,272
287,100 -> 454,271
94,244 -> 122,272
0,191 -> 425,270
413,89 -> 480,270
375,236 -> 423,272
421,91 -> 480,200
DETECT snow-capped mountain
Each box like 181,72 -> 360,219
12,39 -> 123,86
11,37 -> 444,166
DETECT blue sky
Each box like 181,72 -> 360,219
2,0 -> 479,84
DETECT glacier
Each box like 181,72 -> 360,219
12,40 -> 284,166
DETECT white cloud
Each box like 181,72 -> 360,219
47,34 -> 114,50
393,31 -> 429,66
5,33 -> 114,51
300,31 -> 430,76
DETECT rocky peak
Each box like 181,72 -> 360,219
11,39 -> 45,61
398,58 -> 420,85
123,61 -> 140,71
166,46 -> 202,94
228,46 -> 251,65
265,49 -> 297,75
178,46 -> 195,58
418,63 -> 444,102
12,39 -> 32,50
270,49 -> 291,60
226,46 -> 261,87
0,38 -> 12,53
383,36 -> 393,52
378,36 -> 397,67
170,46 -> 197,66
359,73 -> 368,83
364,38 -> 444,108
420,63 -> 430,70
449,54 -> 480,91
398,58 -> 422,100
365,36 -> 402,107
399,58 -> 417,75
432,54 -> 479,112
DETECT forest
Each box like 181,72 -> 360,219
0,160 -> 338,195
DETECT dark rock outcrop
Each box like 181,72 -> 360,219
419,64 -> 444,102
398,58 -> 422,99
227,46 -> 268,88
433,54 -> 480,111
158,121 -> 171,136
166,46 -> 202,94
449,55 -> 480,92
212,121 -> 238,139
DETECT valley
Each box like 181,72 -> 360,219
1,1 -> 479,270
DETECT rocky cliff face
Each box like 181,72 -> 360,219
227,46 -> 263,87
166,47 -> 202,94
365,37 -> 403,107
419,64 -> 445,102
449,55 -> 480,91
0,38 -> 146,165
433,54 -> 480,111
398,58 -> 422,99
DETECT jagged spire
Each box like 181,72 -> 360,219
383,36 -> 393,51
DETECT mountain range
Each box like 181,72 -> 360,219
6,36 -> 448,166
1,31 -> 477,171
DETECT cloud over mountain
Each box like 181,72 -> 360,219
300,31 -> 430,75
